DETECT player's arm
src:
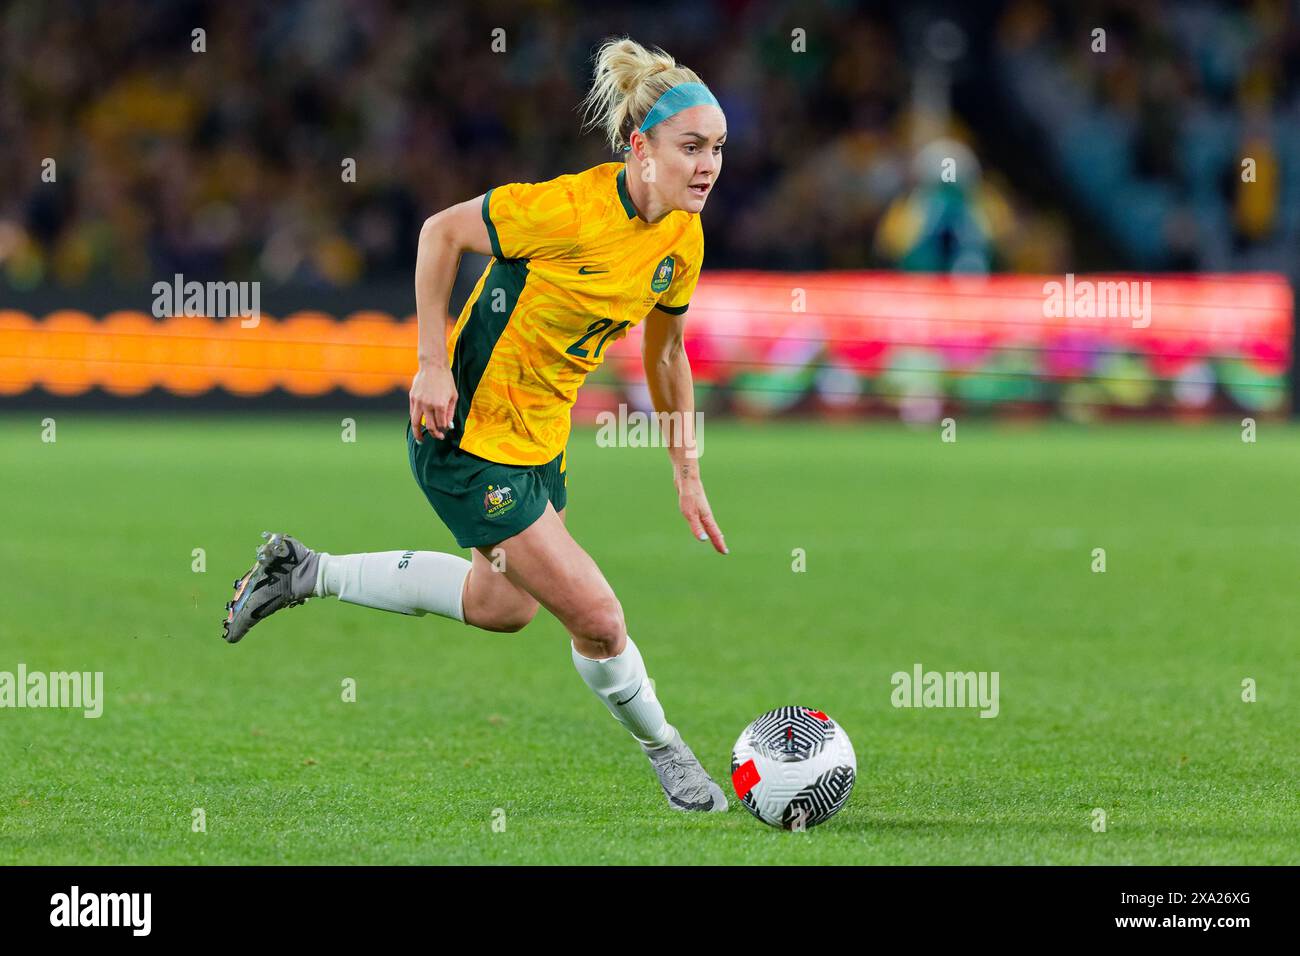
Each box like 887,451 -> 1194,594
410,196 -> 493,441
642,306 -> 727,555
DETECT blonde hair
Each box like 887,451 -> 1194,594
580,37 -> 704,152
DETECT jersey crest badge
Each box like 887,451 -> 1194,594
650,256 -> 675,293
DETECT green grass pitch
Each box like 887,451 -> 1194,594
1,413 -> 1296,865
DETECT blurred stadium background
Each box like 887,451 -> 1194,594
2,0 -> 1295,419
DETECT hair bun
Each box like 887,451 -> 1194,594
580,36 -> 706,153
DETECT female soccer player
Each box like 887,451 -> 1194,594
223,38 -> 730,812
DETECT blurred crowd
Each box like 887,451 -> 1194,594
0,0 -> 1077,291
7,0 -> 1290,292
996,0 -> 1300,273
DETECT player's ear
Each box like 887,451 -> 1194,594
628,129 -> 649,162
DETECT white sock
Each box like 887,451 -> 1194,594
571,635 -> 675,749
313,551 -> 471,622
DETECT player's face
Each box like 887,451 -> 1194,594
653,106 -> 726,214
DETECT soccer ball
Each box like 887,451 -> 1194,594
730,706 -> 856,829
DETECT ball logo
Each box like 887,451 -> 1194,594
650,256 -> 675,293
483,484 -> 516,519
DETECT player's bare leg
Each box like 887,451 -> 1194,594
457,507 -> 568,632
473,503 -> 624,659
459,546 -> 538,632
479,501 -> 727,812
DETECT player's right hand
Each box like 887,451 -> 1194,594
410,364 -> 458,442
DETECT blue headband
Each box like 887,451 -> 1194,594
622,82 -> 720,151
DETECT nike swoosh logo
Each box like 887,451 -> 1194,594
577,266 -> 608,275
614,683 -> 642,706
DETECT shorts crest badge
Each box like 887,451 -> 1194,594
484,484 -> 516,519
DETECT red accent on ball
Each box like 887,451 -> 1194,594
732,758 -> 761,800
806,709 -> 829,720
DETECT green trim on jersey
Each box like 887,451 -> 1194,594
655,301 -> 689,315
482,188 -> 505,259
450,257 -> 528,443
615,167 -> 638,220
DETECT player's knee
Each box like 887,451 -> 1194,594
481,601 -> 539,633
466,586 -> 539,633
497,607 -> 538,633
568,599 -> 625,654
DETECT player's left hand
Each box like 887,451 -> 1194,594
678,478 -> 728,554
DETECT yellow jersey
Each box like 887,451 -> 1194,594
445,162 -> 704,466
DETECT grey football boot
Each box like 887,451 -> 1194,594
222,532 -> 320,643
641,727 -> 729,812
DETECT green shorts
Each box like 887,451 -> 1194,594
406,421 -> 567,549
